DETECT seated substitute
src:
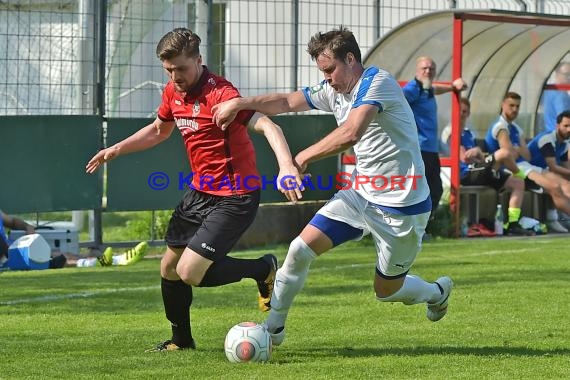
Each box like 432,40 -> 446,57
528,110 -> 570,230
455,98 -> 531,235
485,92 -> 570,233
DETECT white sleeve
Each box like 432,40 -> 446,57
302,81 -> 335,112
491,119 -> 509,140
352,69 -> 397,112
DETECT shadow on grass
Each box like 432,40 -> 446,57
277,345 -> 570,360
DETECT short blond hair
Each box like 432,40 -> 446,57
416,56 -> 433,63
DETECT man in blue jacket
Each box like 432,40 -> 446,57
403,56 -> 467,228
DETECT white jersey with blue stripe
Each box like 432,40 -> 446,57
302,66 -> 429,207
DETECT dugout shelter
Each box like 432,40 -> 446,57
363,9 -> 570,235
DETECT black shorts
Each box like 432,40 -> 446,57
460,156 -> 509,191
524,177 -> 544,194
165,189 -> 260,261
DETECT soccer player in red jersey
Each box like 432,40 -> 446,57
86,28 -> 304,352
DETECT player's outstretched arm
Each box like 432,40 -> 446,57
85,118 -> 175,174
296,104 -> 377,171
248,113 -> 305,203
433,78 -> 468,95
212,91 -> 309,131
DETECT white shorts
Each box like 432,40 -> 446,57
315,188 -> 429,278
517,161 -> 544,175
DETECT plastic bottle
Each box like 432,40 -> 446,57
460,217 -> 469,237
494,204 -> 504,235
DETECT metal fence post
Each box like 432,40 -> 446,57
92,0 -> 108,249
292,0 -> 299,92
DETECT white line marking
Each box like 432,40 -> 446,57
0,285 -> 159,306
1,246 -> 545,306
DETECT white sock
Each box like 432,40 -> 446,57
376,275 -> 441,305
546,209 -> 559,222
76,258 -> 97,267
265,237 -> 317,331
112,255 -> 124,266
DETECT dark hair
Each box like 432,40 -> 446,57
503,91 -> 521,101
460,97 -> 471,107
556,110 -> 570,124
306,25 -> 361,63
156,28 -> 201,61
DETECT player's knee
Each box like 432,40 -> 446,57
376,292 -> 398,303
375,281 -> 409,303
374,282 -> 402,301
494,148 -> 509,162
282,236 -> 317,272
556,179 -> 570,193
508,176 -> 524,192
549,183 -> 564,199
160,255 -> 179,280
176,262 -> 202,286
375,275 -> 417,305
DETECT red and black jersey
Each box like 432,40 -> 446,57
157,67 -> 260,195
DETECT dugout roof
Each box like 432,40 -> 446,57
364,9 -> 570,138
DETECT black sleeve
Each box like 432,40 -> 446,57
539,143 -> 555,159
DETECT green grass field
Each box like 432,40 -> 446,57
1,236 -> 568,379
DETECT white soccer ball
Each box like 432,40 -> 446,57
224,322 -> 272,363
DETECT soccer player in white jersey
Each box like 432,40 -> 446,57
212,26 -> 453,345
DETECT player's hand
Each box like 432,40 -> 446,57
464,147 -> 483,163
452,78 -> 468,92
85,146 -> 120,174
276,164 -> 305,204
212,99 -> 240,131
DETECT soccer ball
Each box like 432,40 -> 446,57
224,322 -> 272,363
